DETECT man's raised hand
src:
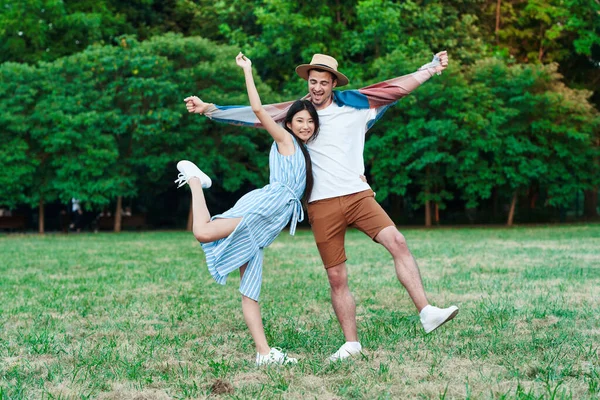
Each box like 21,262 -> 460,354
183,96 -> 209,114
434,51 -> 448,73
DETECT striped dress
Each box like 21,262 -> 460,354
201,134 -> 306,301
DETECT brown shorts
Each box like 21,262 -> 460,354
307,189 -> 395,268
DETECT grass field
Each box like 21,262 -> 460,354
1,225 -> 599,399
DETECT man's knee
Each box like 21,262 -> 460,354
378,227 -> 409,254
326,263 -> 348,291
392,231 -> 407,247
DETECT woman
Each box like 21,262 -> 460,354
176,53 -> 318,366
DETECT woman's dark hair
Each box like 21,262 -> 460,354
283,99 -> 319,204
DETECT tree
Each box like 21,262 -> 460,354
0,0 -> 131,64
0,63 -> 39,216
471,59 -> 600,225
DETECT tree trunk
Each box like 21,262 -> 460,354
425,199 -> 432,227
435,202 -> 440,225
529,187 -> 538,209
335,0 -> 341,24
585,137 -> 600,218
538,26 -> 545,62
38,198 -> 45,234
114,196 -> 122,232
425,167 -> 431,227
507,191 -> 517,226
388,194 -> 404,222
584,188 -> 598,218
495,0 -> 501,44
492,186 -> 499,219
187,197 -> 193,231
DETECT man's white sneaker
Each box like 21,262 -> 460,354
175,160 -> 212,188
420,305 -> 459,334
328,342 -> 362,362
255,348 -> 298,366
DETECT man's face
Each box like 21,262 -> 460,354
308,70 -> 337,110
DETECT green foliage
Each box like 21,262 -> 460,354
471,59 -> 600,207
1,1 -> 598,223
0,34 -> 275,213
365,54 -> 599,215
0,0 -> 131,64
188,0 -> 489,94
491,0 -> 600,63
0,62 -> 51,208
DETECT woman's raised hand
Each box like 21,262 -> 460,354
236,52 -> 252,70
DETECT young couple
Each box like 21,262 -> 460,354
175,51 -> 458,366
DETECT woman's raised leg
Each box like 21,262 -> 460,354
188,177 -> 241,243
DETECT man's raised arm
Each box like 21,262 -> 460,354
334,51 -> 448,109
183,51 -> 448,124
183,95 -> 298,129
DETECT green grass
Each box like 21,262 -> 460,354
1,225 -> 599,399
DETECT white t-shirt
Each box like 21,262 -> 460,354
307,101 -> 379,202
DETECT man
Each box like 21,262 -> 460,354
184,51 -> 458,361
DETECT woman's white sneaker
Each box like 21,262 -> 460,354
255,348 -> 298,366
175,160 -> 212,188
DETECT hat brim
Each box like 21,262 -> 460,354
295,64 -> 349,87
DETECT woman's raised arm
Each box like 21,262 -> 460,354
235,52 -> 294,154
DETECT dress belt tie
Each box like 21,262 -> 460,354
272,182 -> 304,236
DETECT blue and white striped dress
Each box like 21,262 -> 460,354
201,134 -> 306,301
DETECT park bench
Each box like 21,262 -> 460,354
97,214 -> 147,230
0,215 -> 26,231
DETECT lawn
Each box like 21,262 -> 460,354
1,225 -> 599,399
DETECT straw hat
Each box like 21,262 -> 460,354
295,54 -> 349,87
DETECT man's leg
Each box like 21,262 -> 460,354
326,261 -> 362,361
375,226 -> 429,311
346,191 -> 428,309
348,191 -> 458,333
307,197 -> 362,361
326,262 -> 358,342
375,226 -> 458,333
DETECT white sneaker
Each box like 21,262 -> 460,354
175,160 -> 212,188
255,348 -> 298,366
328,342 -> 362,362
420,305 -> 459,334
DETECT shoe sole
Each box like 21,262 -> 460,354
425,308 -> 459,334
328,350 -> 363,362
256,360 -> 298,367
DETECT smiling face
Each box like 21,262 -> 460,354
308,69 -> 337,110
286,109 -> 315,143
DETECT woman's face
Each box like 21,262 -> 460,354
286,109 -> 315,142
